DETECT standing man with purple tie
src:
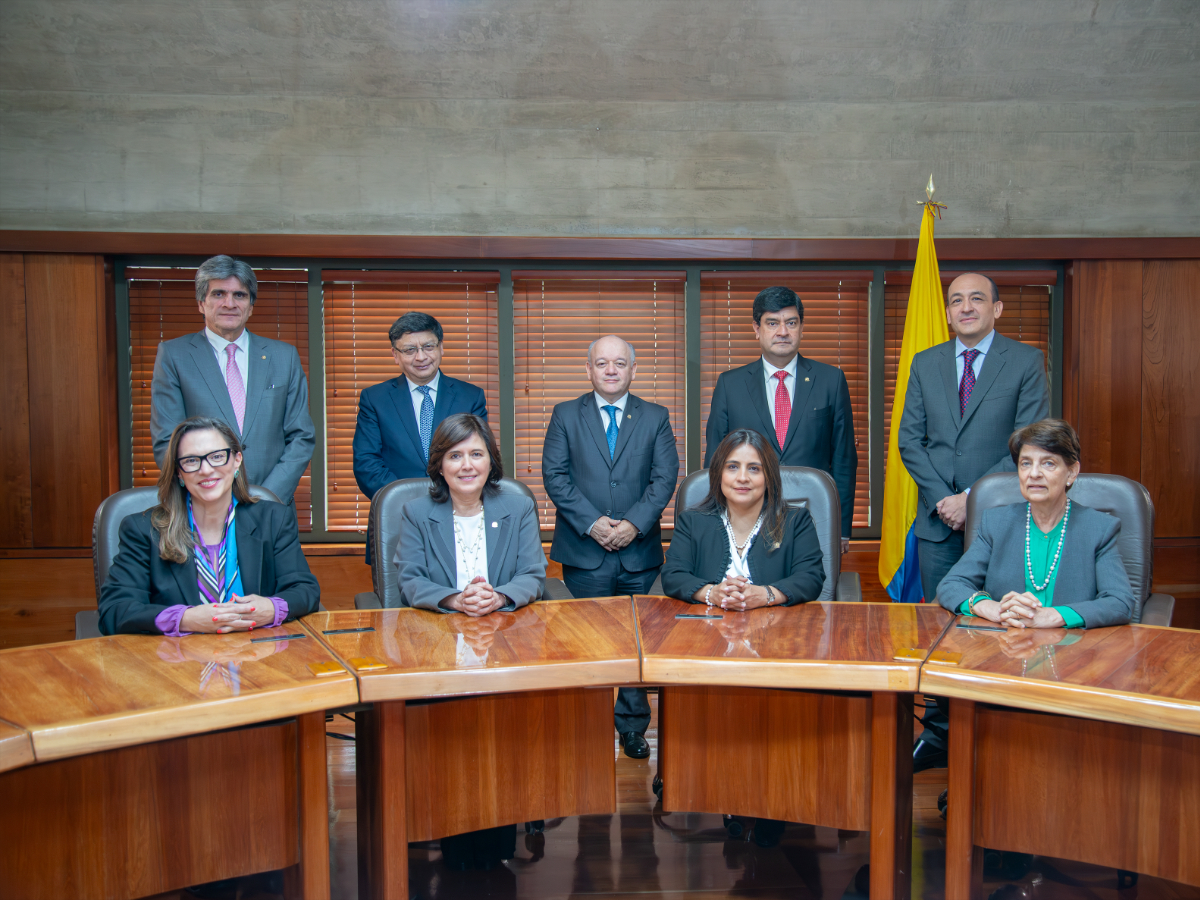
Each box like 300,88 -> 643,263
151,255 -> 314,510
705,286 -> 857,552
899,272 -> 1049,770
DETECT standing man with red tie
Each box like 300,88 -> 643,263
705,286 -> 857,553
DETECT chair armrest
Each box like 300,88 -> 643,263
1140,593 -> 1175,628
647,574 -> 663,597
543,578 -> 574,600
354,591 -> 383,610
75,609 -> 103,640
835,571 -> 862,603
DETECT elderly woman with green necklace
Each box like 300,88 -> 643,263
937,419 -> 1135,629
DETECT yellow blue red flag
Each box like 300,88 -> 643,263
879,202 -> 949,602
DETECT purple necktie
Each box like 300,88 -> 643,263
959,348 -> 980,417
226,344 -> 246,432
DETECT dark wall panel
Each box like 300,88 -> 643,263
0,254 -> 33,548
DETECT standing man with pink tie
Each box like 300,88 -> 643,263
151,255 -> 315,511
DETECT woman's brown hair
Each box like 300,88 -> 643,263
426,413 -> 504,503
694,429 -> 790,546
152,416 -> 255,563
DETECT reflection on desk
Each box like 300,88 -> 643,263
0,718 -> 33,774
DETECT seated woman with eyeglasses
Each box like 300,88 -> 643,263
98,416 -> 319,636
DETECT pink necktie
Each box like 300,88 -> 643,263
773,370 -> 791,450
959,348 -> 980,417
225,344 -> 246,432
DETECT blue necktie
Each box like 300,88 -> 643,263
603,405 -> 619,459
417,385 -> 434,460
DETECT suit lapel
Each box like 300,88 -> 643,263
739,361 -> 778,452
186,332 -> 239,429
241,333 -> 268,438
236,508 -> 264,596
960,336 -> 1007,431
170,546 -> 199,605
611,395 -> 643,465
388,377 -> 426,462
938,342 -> 963,429
783,356 -> 816,451
426,502 -> 458,585
433,374 -> 457,420
484,497 -> 514,576
582,395 -> 614,468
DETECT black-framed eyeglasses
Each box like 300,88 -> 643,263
178,448 -> 234,472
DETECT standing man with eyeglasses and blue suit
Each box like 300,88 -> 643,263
353,311 -> 489,563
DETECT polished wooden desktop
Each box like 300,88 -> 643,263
636,595 -> 954,900
0,623 -> 358,900
923,619 -> 1200,897
0,718 -> 34,774
303,596 -> 642,900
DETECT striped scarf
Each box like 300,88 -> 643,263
188,496 -> 241,605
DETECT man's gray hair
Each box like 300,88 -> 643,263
587,335 -> 636,364
195,255 -> 258,305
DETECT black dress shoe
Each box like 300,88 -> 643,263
620,731 -> 650,759
913,738 -> 948,772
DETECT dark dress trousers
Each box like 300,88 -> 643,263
661,506 -> 826,606
937,501 -> 1135,628
353,372 -> 488,564
98,499 -> 320,635
705,356 -> 857,537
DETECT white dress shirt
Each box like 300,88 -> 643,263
408,370 -> 441,419
761,355 -> 798,432
594,391 -> 629,430
205,327 -> 250,391
955,328 -> 996,383
453,510 -> 488,590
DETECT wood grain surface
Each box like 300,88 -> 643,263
636,595 -> 953,691
304,597 -> 640,701
0,718 -> 33,774
922,619 -> 1200,735
0,254 -> 32,550
0,622 -> 357,760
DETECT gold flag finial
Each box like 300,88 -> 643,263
917,174 -> 947,218
926,173 -> 935,200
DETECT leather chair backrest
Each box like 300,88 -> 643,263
92,484 -> 282,598
964,472 -> 1153,622
370,476 -> 538,609
674,466 -> 843,603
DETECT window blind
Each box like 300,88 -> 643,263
321,272 -> 500,532
513,273 -> 686,530
700,272 -> 871,528
127,267 -> 312,530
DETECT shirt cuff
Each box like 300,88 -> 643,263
270,599 -> 289,627
1057,605 -> 1085,629
957,599 -> 972,615
155,605 -> 193,637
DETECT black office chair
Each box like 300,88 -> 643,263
78,484 -> 292,640
353,476 -> 572,610
965,472 -> 1174,626
647,466 -> 862,602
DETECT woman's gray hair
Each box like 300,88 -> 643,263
195,255 -> 258,305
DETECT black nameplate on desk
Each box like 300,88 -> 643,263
956,623 -> 1006,632
322,627 -> 377,635
250,632 -> 309,643
676,613 -> 723,619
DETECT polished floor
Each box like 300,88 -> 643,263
158,693 -> 1197,900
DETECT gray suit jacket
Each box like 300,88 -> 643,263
151,331 -> 315,505
394,490 -> 547,612
937,502 -> 1136,628
898,333 -> 1049,542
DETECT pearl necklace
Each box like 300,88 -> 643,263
453,504 -> 486,571
1025,499 -> 1070,592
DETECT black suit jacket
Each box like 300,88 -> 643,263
661,506 -> 825,606
98,499 -> 320,635
705,356 -> 857,536
542,392 -> 680,572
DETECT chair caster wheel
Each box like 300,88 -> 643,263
524,820 -> 544,834
1117,869 -> 1139,889
652,774 -> 663,799
723,814 -> 744,838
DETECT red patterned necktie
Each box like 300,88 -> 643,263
959,348 -> 980,417
773,370 -> 791,449
226,343 -> 246,432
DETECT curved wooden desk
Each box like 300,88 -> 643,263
303,597 -> 641,900
0,623 -> 358,900
924,619 -> 1200,897
636,595 -> 954,900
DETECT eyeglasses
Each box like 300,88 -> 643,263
178,448 -> 234,472
394,341 -> 440,358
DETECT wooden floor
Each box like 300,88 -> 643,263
140,693 -> 1198,900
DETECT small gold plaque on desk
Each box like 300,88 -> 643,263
927,650 -> 962,666
893,647 -> 925,662
307,661 -> 344,677
348,656 -> 387,671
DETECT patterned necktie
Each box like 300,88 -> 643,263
225,344 -> 245,432
772,371 -> 791,449
603,405 -> 619,459
960,348 -> 981,417
416,385 -> 434,460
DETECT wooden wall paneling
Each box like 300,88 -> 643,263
0,558 -> 95,649
98,259 -> 119,501
1072,260 -> 1144,479
1141,260 -> 1200,538
23,254 -> 110,547
1061,262 -> 1077,426
0,254 -> 32,548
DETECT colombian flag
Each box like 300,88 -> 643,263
879,203 -> 949,602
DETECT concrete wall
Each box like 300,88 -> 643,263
1,0 -> 1197,237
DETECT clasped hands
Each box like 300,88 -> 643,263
935,491 -> 969,530
697,576 -> 775,612
590,516 -> 638,551
179,595 -> 277,634
441,575 -> 508,617
972,591 -> 1065,630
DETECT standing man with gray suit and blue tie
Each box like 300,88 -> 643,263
151,255 -> 315,509
542,335 -> 679,759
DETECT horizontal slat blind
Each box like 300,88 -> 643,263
700,274 -> 871,528
513,275 -> 686,529
128,268 -> 312,530
322,274 -> 499,532
883,275 -> 1052,484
